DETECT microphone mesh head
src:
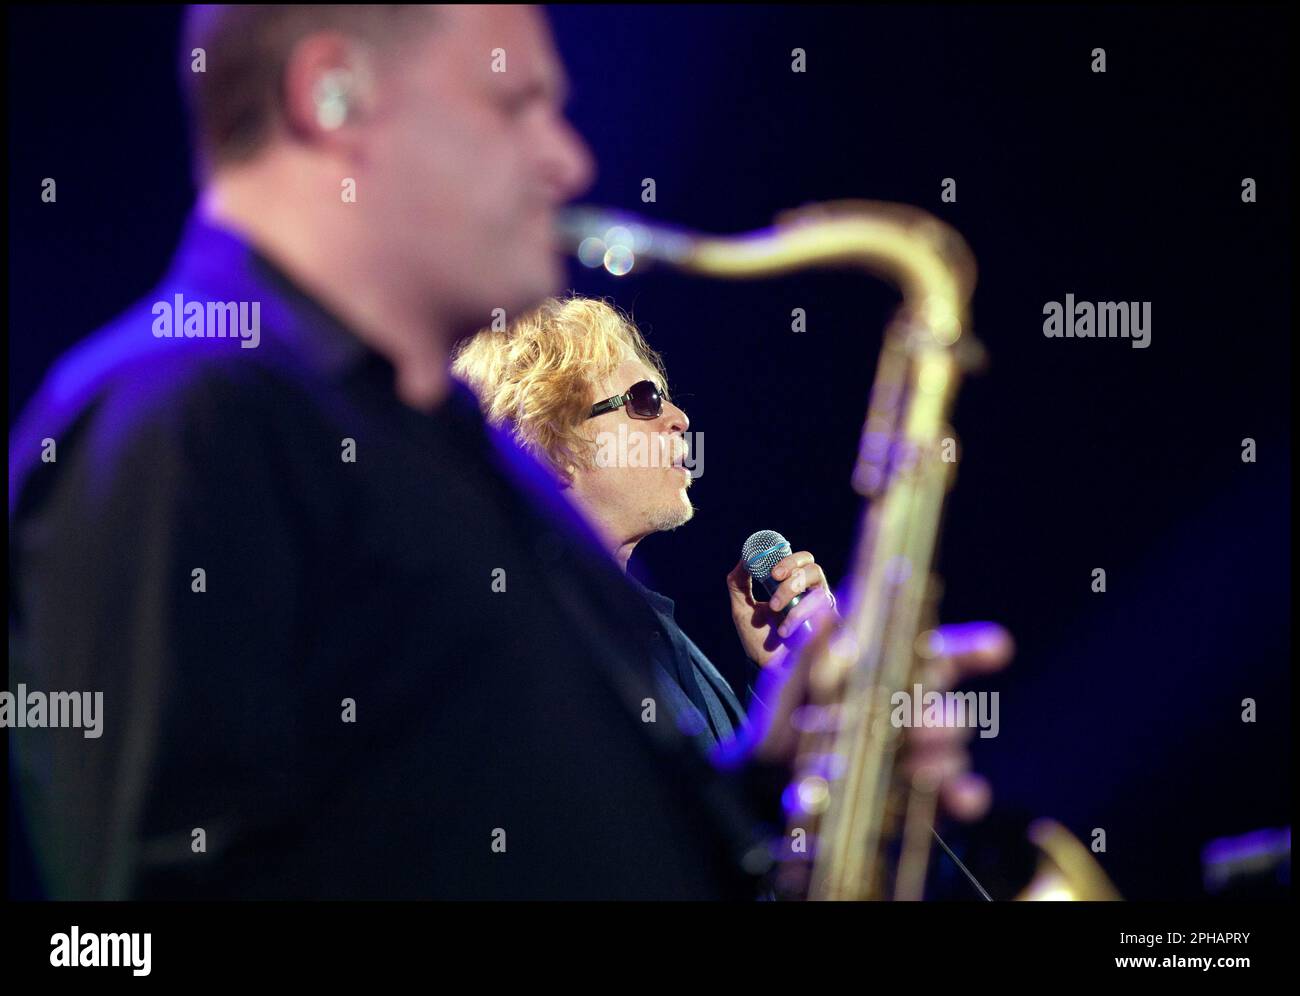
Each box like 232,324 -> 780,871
741,530 -> 792,587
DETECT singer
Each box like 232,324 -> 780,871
454,296 -> 842,750
452,295 -> 1012,802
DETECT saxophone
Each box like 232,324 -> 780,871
557,202 -> 1119,901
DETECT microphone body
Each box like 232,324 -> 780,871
740,529 -> 812,625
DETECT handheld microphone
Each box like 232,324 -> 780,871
740,529 -> 812,623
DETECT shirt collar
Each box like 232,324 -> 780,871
625,573 -> 677,619
163,212 -> 381,385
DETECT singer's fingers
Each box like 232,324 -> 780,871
770,550 -> 816,582
767,561 -> 827,613
726,559 -> 755,598
776,585 -> 835,638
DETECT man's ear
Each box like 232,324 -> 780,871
282,33 -> 378,150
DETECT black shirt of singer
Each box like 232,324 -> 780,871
625,575 -> 747,751
7,215 -> 780,900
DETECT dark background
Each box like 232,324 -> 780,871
7,4 -> 1292,900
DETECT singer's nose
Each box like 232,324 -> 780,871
663,400 -> 689,433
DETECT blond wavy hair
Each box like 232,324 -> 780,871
452,295 -> 669,480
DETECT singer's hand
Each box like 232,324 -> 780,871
726,551 -> 837,668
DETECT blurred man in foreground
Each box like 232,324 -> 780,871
11,4 -> 759,900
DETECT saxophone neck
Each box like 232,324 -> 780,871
557,201 -> 978,347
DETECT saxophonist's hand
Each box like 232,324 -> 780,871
900,622 -> 1013,821
740,615 -> 1013,823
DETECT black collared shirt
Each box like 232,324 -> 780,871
626,575 -> 747,751
8,215 -> 776,899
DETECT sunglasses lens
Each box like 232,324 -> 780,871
628,381 -> 662,418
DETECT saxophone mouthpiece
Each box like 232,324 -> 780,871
556,205 -> 696,275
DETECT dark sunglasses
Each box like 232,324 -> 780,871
588,380 -> 664,421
